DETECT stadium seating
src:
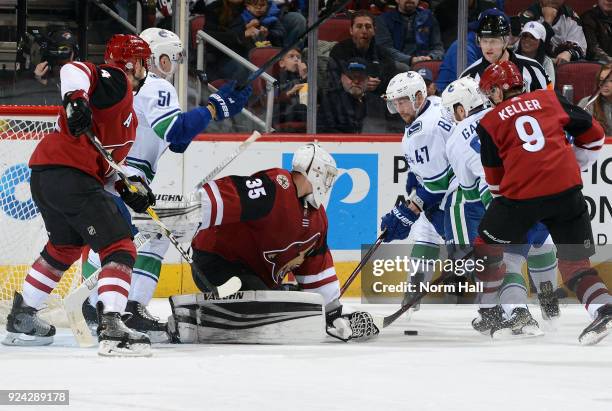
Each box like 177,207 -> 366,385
505,0 -> 596,17
189,15 -> 205,50
554,61 -> 602,104
411,60 -> 443,82
318,18 -> 351,42
248,46 -> 282,99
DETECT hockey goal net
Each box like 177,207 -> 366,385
0,105 -> 81,326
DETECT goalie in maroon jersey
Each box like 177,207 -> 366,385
183,143 -> 379,342
473,60 -> 611,345
2,35 -> 157,356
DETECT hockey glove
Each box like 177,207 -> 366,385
115,176 -> 156,214
380,202 -> 418,242
63,90 -> 92,137
207,81 -> 252,120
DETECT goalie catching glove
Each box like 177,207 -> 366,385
115,176 -> 156,213
380,202 -> 418,242
63,90 -> 92,137
207,80 -> 252,120
325,303 -> 379,342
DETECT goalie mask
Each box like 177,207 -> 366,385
383,71 -> 427,114
441,77 -> 489,121
292,143 -> 338,209
139,27 -> 184,80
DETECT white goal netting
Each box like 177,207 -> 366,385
0,106 -> 81,326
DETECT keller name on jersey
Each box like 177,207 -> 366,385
497,98 -> 542,121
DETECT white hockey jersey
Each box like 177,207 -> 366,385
401,97 -> 457,207
445,108 -> 492,206
127,72 -> 181,183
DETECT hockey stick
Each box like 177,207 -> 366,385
380,250 -> 475,328
84,131 -> 242,299
64,232 -> 154,347
236,0 -> 351,90
340,230 -> 385,297
193,130 -> 262,189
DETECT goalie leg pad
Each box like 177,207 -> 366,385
169,291 -> 325,344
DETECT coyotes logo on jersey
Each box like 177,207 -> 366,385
263,233 -> 320,284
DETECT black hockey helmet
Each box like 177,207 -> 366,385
477,8 -> 510,38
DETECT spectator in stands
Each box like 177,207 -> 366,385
579,63 -> 612,135
434,0 -> 498,49
318,58 -> 389,133
268,1 -> 307,47
374,0 -> 444,70
515,20 -> 556,86
199,0 -> 251,82
417,67 -> 438,96
275,47 -> 308,127
434,20 -> 482,90
519,0 -> 587,65
581,0 -> 612,63
232,0 -> 286,48
327,11 -> 397,95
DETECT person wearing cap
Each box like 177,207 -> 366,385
417,67 -> 439,96
327,10 -> 397,96
33,28 -> 78,86
460,8 -> 552,92
318,57 -> 391,133
516,20 -> 556,86
374,0 -> 444,69
519,0 -> 586,65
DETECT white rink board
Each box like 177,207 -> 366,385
1,140 -> 611,264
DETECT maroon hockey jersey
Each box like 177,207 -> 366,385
29,61 -> 137,183
477,89 -> 605,200
192,168 -> 339,303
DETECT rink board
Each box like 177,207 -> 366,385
1,134 -> 611,297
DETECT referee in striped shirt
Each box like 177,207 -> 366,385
460,8 -> 552,92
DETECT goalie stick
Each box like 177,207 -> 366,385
340,230 -> 385,297
64,232 -> 154,347
85,131 -> 242,299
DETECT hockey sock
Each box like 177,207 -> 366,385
575,274 -> 612,319
22,256 -> 64,310
97,262 -> 132,313
128,237 -> 170,305
527,237 -> 558,293
499,272 -> 529,317
409,243 -> 440,285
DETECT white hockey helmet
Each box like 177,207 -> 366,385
139,27 -> 184,80
441,77 -> 488,121
292,143 -> 338,209
383,71 -> 427,114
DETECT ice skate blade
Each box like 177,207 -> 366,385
579,321 -> 611,346
491,326 -> 544,340
1,332 -> 53,346
98,340 -> 152,357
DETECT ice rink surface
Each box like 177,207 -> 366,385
1,299 -> 611,411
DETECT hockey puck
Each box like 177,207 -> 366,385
404,330 -> 418,336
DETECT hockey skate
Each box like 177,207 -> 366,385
537,281 -> 560,326
472,305 -> 504,335
96,302 -> 151,357
578,304 -> 612,346
491,307 -> 543,339
124,300 -> 170,343
2,292 -> 55,346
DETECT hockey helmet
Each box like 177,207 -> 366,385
104,34 -> 152,72
479,61 -> 524,96
139,27 -> 184,80
383,71 -> 427,114
477,8 -> 510,38
441,77 -> 489,120
292,143 -> 338,209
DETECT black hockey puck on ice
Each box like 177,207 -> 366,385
404,330 -> 418,335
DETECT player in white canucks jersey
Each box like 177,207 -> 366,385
380,71 -> 456,310
442,77 -> 559,337
83,28 -> 252,341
